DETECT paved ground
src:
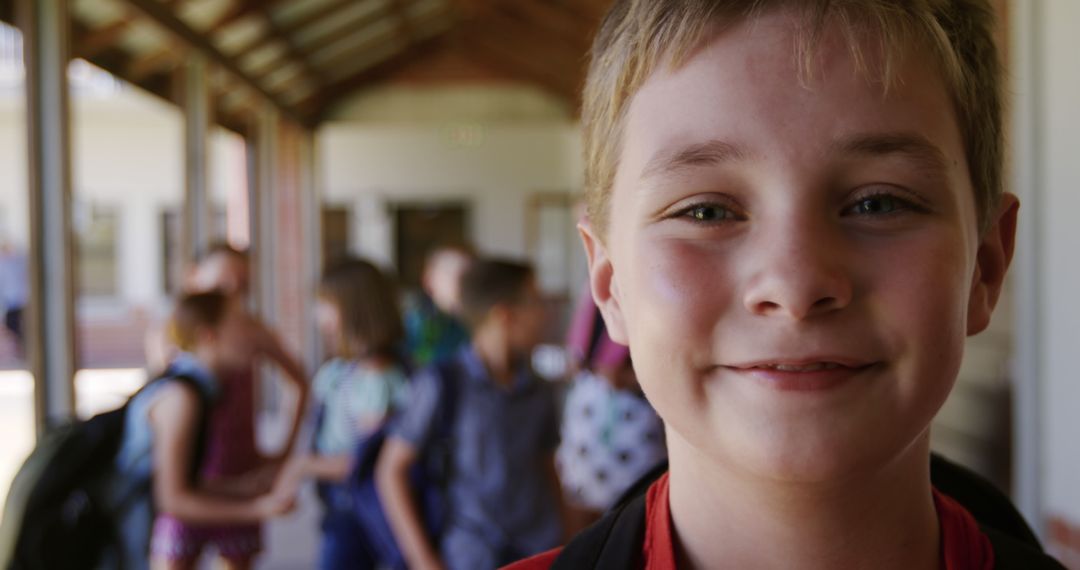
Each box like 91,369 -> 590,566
0,369 -> 320,569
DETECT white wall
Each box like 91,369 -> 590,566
318,86 -> 585,268
0,85 -> 244,312
1010,0 -> 1080,531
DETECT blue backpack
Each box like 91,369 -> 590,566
319,360 -> 459,570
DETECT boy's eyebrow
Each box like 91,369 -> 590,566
834,133 -> 950,174
641,139 -> 752,180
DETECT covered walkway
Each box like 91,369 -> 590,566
1,0 -> 1080,567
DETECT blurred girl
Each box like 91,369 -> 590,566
556,287 -> 667,533
115,292 -> 297,570
143,245 -> 309,567
295,258 -> 410,569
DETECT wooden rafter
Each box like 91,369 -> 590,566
388,0 -> 415,43
230,0 -> 355,64
75,17 -> 133,59
255,4 -> 325,87
300,34 -> 449,119
128,44 -> 183,81
498,0 -> 593,53
296,3 -> 395,67
461,34 -> 579,102
72,21 -> 251,133
460,11 -> 585,98
121,0 -> 305,123
205,0 -> 264,35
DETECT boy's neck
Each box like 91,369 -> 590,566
471,329 -> 517,388
666,433 -> 940,570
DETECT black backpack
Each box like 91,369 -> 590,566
551,454 -> 1065,569
0,372 -> 212,570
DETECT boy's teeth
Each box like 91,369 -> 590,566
762,363 -> 841,372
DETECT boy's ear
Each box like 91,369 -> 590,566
579,220 -> 629,345
967,193 -> 1020,336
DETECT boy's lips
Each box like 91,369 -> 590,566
720,358 -> 879,392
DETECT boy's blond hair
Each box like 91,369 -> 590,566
583,0 -> 1003,237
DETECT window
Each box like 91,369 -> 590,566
160,208 -> 228,295
322,206 -> 351,267
75,203 -> 119,298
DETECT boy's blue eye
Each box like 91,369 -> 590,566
685,204 -> 736,222
849,195 -> 904,216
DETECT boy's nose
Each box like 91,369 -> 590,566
741,226 -> 853,321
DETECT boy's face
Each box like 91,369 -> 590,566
505,279 -> 548,357
582,12 -> 1017,482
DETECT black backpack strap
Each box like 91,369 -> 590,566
162,373 -> 214,484
552,493 -> 647,570
982,526 -> 1066,569
930,453 -> 1042,549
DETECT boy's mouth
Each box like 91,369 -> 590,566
750,362 -> 845,372
722,358 -> 878,392
727,357 -> 874,372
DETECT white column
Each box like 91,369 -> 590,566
19,0 -> 76,434
182,53 -> 210,264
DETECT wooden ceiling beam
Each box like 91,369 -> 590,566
300,33 -> 449,119
497,0 -> 593,53
127,45 -> 183,81
256,5 -> 326,87
461,35 -> 579,102
75,17 -> 134,59
287,2 -> 394,67
231,0 -> 355,63
121,0 -> 305,123
388,0 -> 415,44
462,12 -> 585,96
206,0 -> 265,35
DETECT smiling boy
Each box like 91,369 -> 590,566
507,1 -> 1061,568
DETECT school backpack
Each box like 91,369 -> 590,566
0,371 -> 212,570
347,358 -> 461,570
549,454 -> 1064,569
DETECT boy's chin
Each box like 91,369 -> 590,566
703,427 -> 923,487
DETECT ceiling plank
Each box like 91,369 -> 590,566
121,0 -> 305,123
76,18 -> 134,59
205,0 -> 264,35
301,33 -> 449,119
255,6 -> 326,87
498,0 -> 592,53
460,12 -> 585,98
461,35 -> 579,102
285,1 -> 393,67
127,44 -> 183,81
230,0 -> 355,63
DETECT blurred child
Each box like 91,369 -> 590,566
144,244 -> 309,568
114,292 -> 296,570
556,289 -> 665,532
378,259 -> 564,570
290,258 -> 409,569
508,0 -> 1058,568
402,245 -> 474,368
